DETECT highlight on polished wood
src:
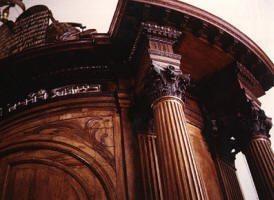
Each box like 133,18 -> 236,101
0,0 -> 273,199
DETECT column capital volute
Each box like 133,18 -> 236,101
144,64 -> 190,105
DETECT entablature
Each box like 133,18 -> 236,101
111,0 -> 273,92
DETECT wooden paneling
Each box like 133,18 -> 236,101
185,96 -> 204,129
0,96 -> 127,200
118,93 -> 142,200
1,159 -> 95,200
185,97 -> 223,200
187,124 -> 224,200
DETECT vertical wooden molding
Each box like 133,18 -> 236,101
138,134 -> 163,200
118,92 -> 142,200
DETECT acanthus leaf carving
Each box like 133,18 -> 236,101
237,104 -> 272,139
145,64 -> 190,103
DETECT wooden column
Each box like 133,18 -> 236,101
215,157 -> 244,200
138,134 -> 163,200
244,136 -> 273,199
145,65 -> 207,200
239,107 -> 273,199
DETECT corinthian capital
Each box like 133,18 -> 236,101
145,64 -> 190,103
237,106 -> 272,140
250,108 -> 272,138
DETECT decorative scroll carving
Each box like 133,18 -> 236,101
145,64 -> 190,103
85,117 -> 115,169
31,117 -> 115,169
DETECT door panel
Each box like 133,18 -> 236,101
5,163 -> 86,200
0,148 -> 108,200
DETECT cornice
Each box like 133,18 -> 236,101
108,0 -> 129,37
129,0 -> 273,74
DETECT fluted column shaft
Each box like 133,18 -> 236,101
138,134 -> 163,200
215,157 -> 244,200
152,96 -> 206,199
243,136 -> 274,199
237,106 -> 273,199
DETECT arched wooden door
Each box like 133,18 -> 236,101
0,106 -> 124,200
0,139 -> 115,200
1,159 -> 92,200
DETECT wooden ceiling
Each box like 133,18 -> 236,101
178,32 -> 233,80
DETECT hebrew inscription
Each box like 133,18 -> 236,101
6,84 -> 101,113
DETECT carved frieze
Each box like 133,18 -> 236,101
142,22 -> 182,43
145,64 -> 190,103
129,22 -> 182,62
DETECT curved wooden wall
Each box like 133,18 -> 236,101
0,96 -> 127,200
